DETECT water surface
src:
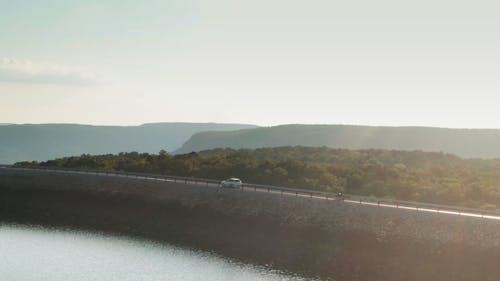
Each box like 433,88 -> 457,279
0,225 -> 312,281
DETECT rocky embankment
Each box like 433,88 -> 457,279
1,168 -> 499,281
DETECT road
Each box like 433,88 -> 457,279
2,165 -> 500,221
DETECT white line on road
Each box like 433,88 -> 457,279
5,167 -> 500,221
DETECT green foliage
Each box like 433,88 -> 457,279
18,146 -> 500,210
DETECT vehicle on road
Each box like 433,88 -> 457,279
336,192 -> 344,200
220,178 -> 242,188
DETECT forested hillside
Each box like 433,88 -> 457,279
0,123 -> 257,164
176,124 -> 500,158
18,147 -> 500,210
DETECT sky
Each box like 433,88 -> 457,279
1,0 -> 499,128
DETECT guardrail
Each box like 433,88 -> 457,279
2,164 -> 500,220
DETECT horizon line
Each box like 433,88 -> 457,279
2,122 -> 500,130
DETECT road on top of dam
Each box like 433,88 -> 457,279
2,166 -> 500,222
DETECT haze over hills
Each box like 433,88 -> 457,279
0,123 -> 257,164
5,123 -> 500,164
176,124 -> 500,158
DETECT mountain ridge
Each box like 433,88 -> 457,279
0,122 -> 257,164
175,124 -> 500,158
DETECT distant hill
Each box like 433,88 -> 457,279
0,123 -> 257,164
175,124 -> 500,158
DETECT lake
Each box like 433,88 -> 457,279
0,225 -> 312,281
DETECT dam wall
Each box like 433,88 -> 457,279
1,168 -> 499,281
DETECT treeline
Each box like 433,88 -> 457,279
17,146 -> 500,210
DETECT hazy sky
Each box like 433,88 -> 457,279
1,0 -> 499,128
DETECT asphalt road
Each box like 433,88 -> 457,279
2,166 -> 500,221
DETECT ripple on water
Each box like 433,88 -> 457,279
0,224 -> 314,281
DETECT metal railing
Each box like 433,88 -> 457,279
2,164 -> 500,220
